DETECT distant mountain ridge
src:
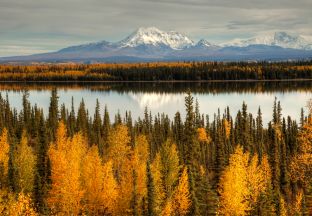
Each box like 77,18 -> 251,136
221,32 -> 312,50
1,27 -> 312,63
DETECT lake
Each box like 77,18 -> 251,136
1,81 -> 312,124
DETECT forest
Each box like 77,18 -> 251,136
1,80 -> 312,94
0,90 -> 311,215
0,61 -> 312,81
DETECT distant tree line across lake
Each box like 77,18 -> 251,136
0,90 -> 311,215
0,80 -> 312,94
0,61 -> 312,81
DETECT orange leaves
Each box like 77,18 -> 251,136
107,124 -> 133,214
290,115 -> 312,186
48,122 -> 86,215
218,146 -> 273,216
223,119 -> 231,140
9,193 -> 38,216
0,191 -> 38,216
172,167 -> 191,216
133,135 -> 149,206
0,128 -> 9,187
81,146 -> 118,215
107,124 -> 132,174
197,127 -> 211,143
160,140 -> 180,198
151,153 -> 165,215
49,121 -> 121,215
218,146 -> 250,216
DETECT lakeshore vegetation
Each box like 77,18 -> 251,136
0,61 -> 312,81
0,90 -> 311,215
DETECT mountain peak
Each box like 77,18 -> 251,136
196,39 -> 215,47
118,27 -> 194,50
222,31 -> 312,50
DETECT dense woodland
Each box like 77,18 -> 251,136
0,81 -> 312,94
0,90 -> 311,215
0,61 -> 312,81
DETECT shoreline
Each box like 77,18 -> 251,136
0,79 -> 312,83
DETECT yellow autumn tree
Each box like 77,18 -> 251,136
290,114 -> 312,186
13,130 -> 36,194
8,193 -> 38,216
160,139 -> 180,199
172,167 -> 191,216
133,135 -> 149,213
107,124 -> 133,215
279,197 -> 288,216
81,145 -> 118,215
290,104 -> 312,215
218,146 -> 273,216
290,189 -> 303,215
0,190 -> 38,216
223,119 -> 231,140
102,160 -> 119,214
151,153 -> 165,215
197,127 -> 211,143
0,128 -> 9,188
48,121 -> 86,215
161,199 -> 173,216
218,146 -> 250,216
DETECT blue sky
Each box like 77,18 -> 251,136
1,0 -> 311,57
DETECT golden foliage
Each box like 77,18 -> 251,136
160,140 -> 180,198
218,146 -> 250,216
133,135 -> 149,213
9,193 -> 38,216
151,153 -> 165,215
223,119 -> 231,139
218,146 -> 273,216
13,131 -> 36,193
290,190 -> 303,215
107,124 -> 134,215
0,190 -> 38,216
279,197 -> 288,216
107,124 -> 132,178
81,146 -> 118,215
172,167 -> 191,216
161,199 -> 173,216
0,129 -> 9,188
48,122 -> 86,215
197,127 -> 211,143
290,116 -> 312,186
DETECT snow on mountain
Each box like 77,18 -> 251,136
222,32 -> 312,50
1,27 -> 312,63
194,39 -> 219,49
196,39 -> 213,47
58,40 -> 113,53
117,27 -> 195,50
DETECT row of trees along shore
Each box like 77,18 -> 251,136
0,61 -> 312,81
0,90 -> 311,215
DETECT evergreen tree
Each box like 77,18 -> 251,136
48,89 -> 59,140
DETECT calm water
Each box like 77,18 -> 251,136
1,81 -> 312,124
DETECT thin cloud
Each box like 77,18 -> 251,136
0,0 -> 311,56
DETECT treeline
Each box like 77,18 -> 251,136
0,61 -> 312,81
0,90 -> 311,215
1,80 -> 312,94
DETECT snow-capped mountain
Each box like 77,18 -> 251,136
117,27 -> 195,49
1,27 -> 312,63
193,39 -> 220,49
222,32 -> 312,50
